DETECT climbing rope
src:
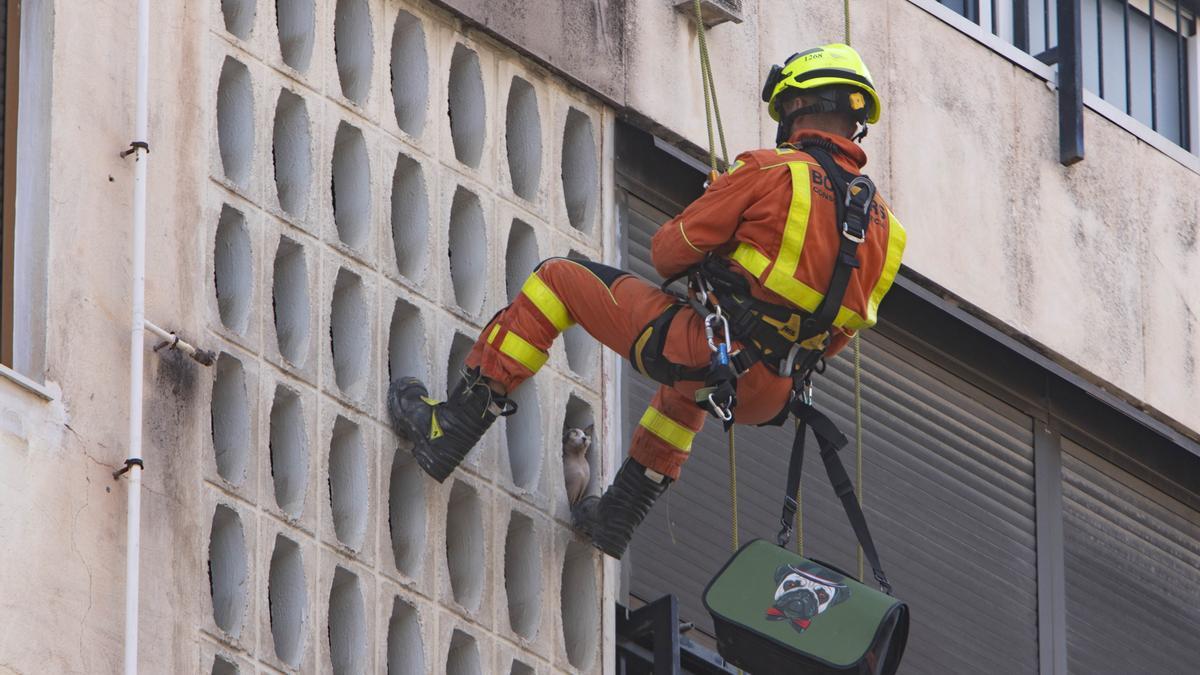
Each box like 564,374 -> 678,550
843,0 -> 866,585
794,419 -> 804,556
844,0 -> 852,43
692,0 -> 730,177
690,0 -> 739,554
728,427 -> 739,551
854,333 -> 864,580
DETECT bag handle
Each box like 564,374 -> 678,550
777,401 -> 893,595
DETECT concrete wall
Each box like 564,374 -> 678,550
444,0 -> 1200,438
0,1 -> 617,673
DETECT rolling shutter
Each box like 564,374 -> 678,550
1061,439 -> 1200,674
620,184 -> 1040,674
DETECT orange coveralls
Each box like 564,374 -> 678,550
465,130 -> 905,479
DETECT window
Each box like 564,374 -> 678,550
936,0 -> 1199,152
0,0 -> 50,382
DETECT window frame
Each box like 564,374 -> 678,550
1,0 -> 17,367
4,0 -> 51,384
911,0 -> 1200,173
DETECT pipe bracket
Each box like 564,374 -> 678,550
113,458 -> 145,480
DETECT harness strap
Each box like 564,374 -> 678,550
796,143 -> 875,343
778,402 -> 892,594
628,304 -> 710,385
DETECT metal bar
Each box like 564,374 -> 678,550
1045,0 -> 1053,50
1034,424 -> 1069,675
1097,0 -> 1106,97
1151,0 -> 1159,129
617,597 -> 682,675
1059,0 -> 1086,162
1125,0 -> 1133,112
1189,21 -> 1197,152
1016,0 -> 1031,50
1191,24 -> 1200,154
0,0 -> 18,368
1177,2 -> 1186,146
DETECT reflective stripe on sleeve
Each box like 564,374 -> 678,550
520,273 -> 575,332
730,242 -> 771,277
638,407 -> 695,453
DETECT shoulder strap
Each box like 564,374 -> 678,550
796,143 -> 877,344
778,402 -> 893,594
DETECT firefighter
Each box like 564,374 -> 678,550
387,44 -> 906,559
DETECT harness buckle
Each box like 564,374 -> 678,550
841,222 -> 866,244
801,378 -> 814,406
842,176 -> 874,243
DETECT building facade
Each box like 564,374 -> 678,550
0,0 -> 1196,674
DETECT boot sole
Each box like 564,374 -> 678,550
570,498 -> 627,560
387,377 -> 456,483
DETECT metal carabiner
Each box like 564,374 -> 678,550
801,378 -> 814,406
776,521 -> 794,547
704,311 -> 732,354
707,393 -> 734,422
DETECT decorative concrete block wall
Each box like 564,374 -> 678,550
203,1 -> 612,672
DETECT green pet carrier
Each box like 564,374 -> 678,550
703,403 -> 909,674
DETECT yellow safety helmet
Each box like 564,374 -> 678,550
761,44 -> 882,125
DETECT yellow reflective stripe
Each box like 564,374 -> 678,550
762,162 -> 822,314
735,161 -> 906,332
726,159 -> 746,175
520,273 -> 574,332
864,210 -> 907,327
497,330 -> 549,373
679,219 -> 703,254
730,242 -> 771,277
638,408 -> 695,453
487,324 -> 501,344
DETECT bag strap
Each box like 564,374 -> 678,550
777,401 -> 893,595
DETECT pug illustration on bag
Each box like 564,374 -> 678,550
765,561 -> 851,633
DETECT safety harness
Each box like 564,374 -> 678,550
629,140 -> 878,426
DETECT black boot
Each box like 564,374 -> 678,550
571,457 -> 672,559
387,368 -> 517,482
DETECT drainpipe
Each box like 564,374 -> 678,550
119,1 -> 150,672
114,4 -> 215,671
